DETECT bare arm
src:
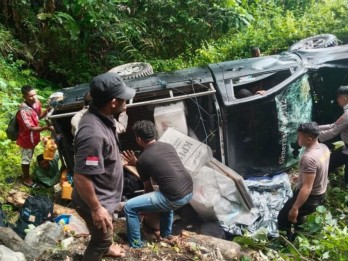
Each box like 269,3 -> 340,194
73,173 -> 112,233
123,150 -> 154,192
20,109 -> 52,132
39,101 -> 52,119
319,114 -> 348,142
288,173 -> 316,223
29,125 -> 52,132
116,111 -> 128,134
39,108 -> 48,119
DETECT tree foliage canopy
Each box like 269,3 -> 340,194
1,0 -> 348,84
0,0 -> 253,85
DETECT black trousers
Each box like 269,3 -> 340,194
277,190 -> 325,240
329,148 -> 348,184
75,207 -> 113,261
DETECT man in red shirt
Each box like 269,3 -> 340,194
17,85 -> 51,187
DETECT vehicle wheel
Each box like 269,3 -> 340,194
108,62 -> 153,80
288,34 -> 338,51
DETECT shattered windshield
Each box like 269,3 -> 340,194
275,74 -> 313,169
231,74 -> 312,176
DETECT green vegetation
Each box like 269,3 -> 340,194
235,174 -> 348,260
0,47 -> 56,198
1,0 -> 348,259
163,0 -> 348,68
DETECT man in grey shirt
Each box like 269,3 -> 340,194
319,85 -> 348,186
72,72 -> 135,260
278,122 -> 330,241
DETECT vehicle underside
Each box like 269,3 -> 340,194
48,45 -> 348,179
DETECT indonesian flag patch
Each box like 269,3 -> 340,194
86,156 -> 99,166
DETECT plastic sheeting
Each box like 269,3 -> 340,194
190,166 -> 246,225
160,128 -> 293,237
25,222 -> 65,256
222,173 -> 292,237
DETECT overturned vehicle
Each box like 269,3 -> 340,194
48,41 -> 348,236
48,43 -> 348,236
49,44 -> 348,178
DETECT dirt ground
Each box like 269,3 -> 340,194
38,218 -> 244,260
3,173 -> 300,261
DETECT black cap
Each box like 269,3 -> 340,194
90,72 -> 135,104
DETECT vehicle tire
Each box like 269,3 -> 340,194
108,62 -> 153,80
288,34 -> 338,51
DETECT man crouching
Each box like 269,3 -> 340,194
123,120 -> 193,248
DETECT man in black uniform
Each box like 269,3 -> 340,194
122,120 -> 193,248
72,72 -> 135,260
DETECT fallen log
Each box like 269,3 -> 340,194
180,230 -> 241,260
0,227 -> 37,261
53,203 -> 79,216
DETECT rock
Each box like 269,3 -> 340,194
0,227 -> 37,261
0,245 -> 26,261
61,237 -> 74,248
24,222 -> 64,256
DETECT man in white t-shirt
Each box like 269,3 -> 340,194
319,85 -> 348,186
71,91 -> 128,135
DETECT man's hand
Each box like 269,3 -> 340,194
91,205 -> 113,234
288,207 -> 299,223
46,125 -> 55,132
74,173 -> 112,233
256,90 -> 266,95
122,150 -> 137,166
289,172 -> 315,224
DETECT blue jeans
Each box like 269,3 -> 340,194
124,191 -> 193,248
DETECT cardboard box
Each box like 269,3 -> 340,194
159,128 -> 213,174
154,101 -> 188,137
